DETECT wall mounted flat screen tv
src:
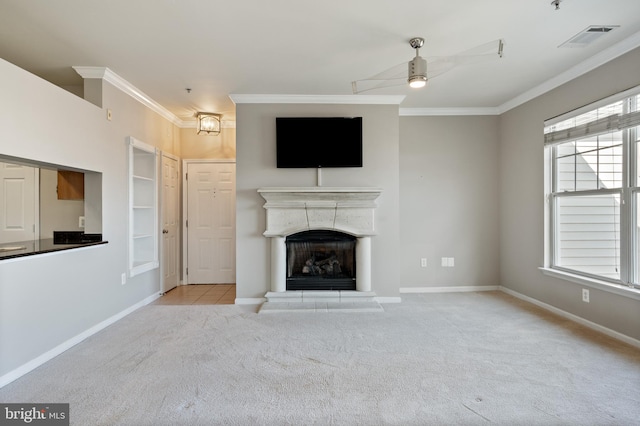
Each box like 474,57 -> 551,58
276,117 -> 363,168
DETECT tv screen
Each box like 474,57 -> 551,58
276,117 -> 363,168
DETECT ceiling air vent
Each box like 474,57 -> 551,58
559,25 -> 619,48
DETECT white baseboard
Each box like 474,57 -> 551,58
0,292 -> 160,389
500,286 -> 640,350
400,286 -> 499,293
235,297 -> 266,305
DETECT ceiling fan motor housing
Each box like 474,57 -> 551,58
408,56 -> 427,87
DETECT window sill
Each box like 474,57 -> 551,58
539,267 -> 640,301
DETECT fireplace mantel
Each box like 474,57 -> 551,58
258,187 -> 382,293
257,187 -> 382,237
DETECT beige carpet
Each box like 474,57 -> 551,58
1,292 -> 639,425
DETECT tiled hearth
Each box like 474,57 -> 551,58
260,290 -> 383,313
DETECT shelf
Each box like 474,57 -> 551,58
133,175 -> 154,181
133,234 -> 153,239
130,260 -> 159,276
128,136 -> 159,277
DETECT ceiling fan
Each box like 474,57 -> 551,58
351,37 -> 504,94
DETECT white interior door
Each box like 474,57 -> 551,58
161,154 -> 179,293
0,161 -> 38,243
186,162 -> 236,284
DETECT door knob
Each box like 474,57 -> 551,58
163,229 -> 169,234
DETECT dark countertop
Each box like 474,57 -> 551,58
0,238 -> 107,260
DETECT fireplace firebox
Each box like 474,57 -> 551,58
285,230 -> 356,291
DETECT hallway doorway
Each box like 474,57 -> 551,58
183,160 -> 236,284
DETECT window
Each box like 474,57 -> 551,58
545,88 -> 640,289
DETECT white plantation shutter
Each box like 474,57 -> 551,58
544,105 -> 640,147
618,110 -> 640,129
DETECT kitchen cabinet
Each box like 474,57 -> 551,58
57,170 -> 84,200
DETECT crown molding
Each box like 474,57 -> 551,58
399,30 -> 640,117
229,94 -> 406,105
72,30 -> 640,123
497,29 -> 640,114
71,66 -> 108,79
399,107 -> 500,116
73,66 -> 184,127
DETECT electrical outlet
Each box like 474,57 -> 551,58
78,216 -> 85,228
441,257 -> 455,267
582,288 -> 589,303
121,273 -> 127,285
421,258 -> 427,267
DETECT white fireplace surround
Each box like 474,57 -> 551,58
258,187 -> 382,293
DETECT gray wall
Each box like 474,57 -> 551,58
499,46 -> 640,341
399,116 -> 500,289
0,58 -> 180,379
235,103 -> 400,298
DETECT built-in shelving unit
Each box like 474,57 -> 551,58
128,136 -> 159,276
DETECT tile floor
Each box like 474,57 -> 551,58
152,284 -> 236,305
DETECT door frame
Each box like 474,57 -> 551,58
160,151 -> 180,293
0,161 -> 39,243
182,159 -> 236,284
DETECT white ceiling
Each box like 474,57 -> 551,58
1,0 -> 639,122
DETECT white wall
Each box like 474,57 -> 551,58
180,126 -> 236,160
235,102 -> 400,298
0,59 -> 180,380
399,116 -> 500,289
499,46 -> 640,341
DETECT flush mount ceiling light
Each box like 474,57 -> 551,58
197,112 -> 222,135
408,37 -> 427,89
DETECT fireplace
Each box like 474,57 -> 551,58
286,230 -> 356,291
258,187 -> 382,294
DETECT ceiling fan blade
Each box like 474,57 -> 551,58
352,77 -> 406,94
425,59 -> 456,79
427,40 -> 504,78
351,61 -> 407,94
454,38 -> 504,57
351,39 -> 503,94
426,39 -> 504,79
363,62 -> 406,80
